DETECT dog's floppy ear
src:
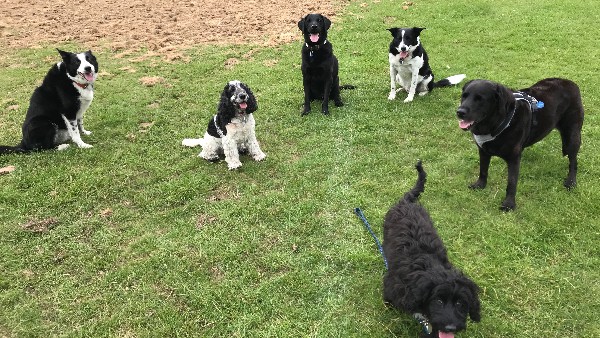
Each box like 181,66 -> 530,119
402,272 -> 434,312
298,16 -> 306,32
387,28 -> 401,37
458,275 -> 481,322
321,14 -> 332,30
241,83 -> 258,114
495,83 -> 515,117
218,84 -> 236,118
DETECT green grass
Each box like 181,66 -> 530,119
1,0 -> 599,337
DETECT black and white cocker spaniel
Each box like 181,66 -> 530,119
383,161 -> 481,338
182,80 -> 266,170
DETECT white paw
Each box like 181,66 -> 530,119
81,130 -> 92,135
403,95 -> 414,103
228,161 -> 242,170
77,143 -> 93,149
57,144 -> 70,151
253,152 -> 266,161
418,91 -> 429,97
388,91 -> 396,100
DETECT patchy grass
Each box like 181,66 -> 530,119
1,0 -> 599,337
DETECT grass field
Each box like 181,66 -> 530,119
1,0 -> 599,337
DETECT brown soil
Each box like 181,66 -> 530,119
0,0 -> 345,57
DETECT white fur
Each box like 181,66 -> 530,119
446,74 -> 467,85
184,114 -> 266,170
388,31 -> 426,103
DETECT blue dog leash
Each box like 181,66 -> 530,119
354,207 -> 433,335
354,207 -> 388,270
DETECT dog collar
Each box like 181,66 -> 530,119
73,81 -> 89,89
413,313 -> 433,335
472,92 -> 544,147
306,40 -> 328,57
213,115 -> 225,138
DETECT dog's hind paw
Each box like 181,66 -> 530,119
564,178 -> 577,190
253,152 -> 266,161
227,161 -> 242,170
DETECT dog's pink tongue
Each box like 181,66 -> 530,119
310,34 -> 319,43
239,102 -> 248,109
400,51 -> 409,58
84,72 -> 94,82
459,119 -> 472,129
439,332 -> 454,338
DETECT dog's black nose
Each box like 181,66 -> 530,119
311,24 -> 318,30
239,93 -> 247,100
444,325 -> 457,332
84,66 -> 92,72
400,46 -> 407,51
456,107 -> 467,119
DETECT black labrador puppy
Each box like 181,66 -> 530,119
298,13 -> 344,116
456,78 -> 584,211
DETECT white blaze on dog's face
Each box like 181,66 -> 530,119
58,49 -> 99,85
227,80 -> 249,111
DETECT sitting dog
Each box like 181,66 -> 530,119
298,13 -> 353,115
383,161 -> 481,338
182,80 -> 266,170
387,27 -> 465,103
0,49 -> 98,154
456,78 -> 584,211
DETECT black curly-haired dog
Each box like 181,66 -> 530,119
182,80 -> 266,170
456,78 -> 584,211
298,13 -> 353,116
383,161 -> 481,338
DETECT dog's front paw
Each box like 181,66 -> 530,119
418,91 -> 429,97
253,152 -> 266,162
388,91 -> 396,100
334,99 -> 344,107
301,104 -> 311,116
564,177 -> 577,190
77,143 -> 93,149
227,161 -> 242,170
81,129 -> 92,136
469,180 -> 487,190
500,199 -> 516,212
403,95 -> 414,103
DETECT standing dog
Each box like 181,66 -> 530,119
298,14 -> 352,115
0,49 -> 98,154
387,27 -> 465,103
456,78 -> 584,211
383,161 -> 481,338
182,80 -> 266,170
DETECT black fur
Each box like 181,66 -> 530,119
456,78 -> 584,211
383,161 -> 481,337
207,81 -> 258,138
298,14 -> 352,116
0,49 -> 98,154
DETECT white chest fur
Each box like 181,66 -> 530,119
74,84 -> 94,119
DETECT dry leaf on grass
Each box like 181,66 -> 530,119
21,218 -> 59,233
139,76 -> 165,87
0,165 -> 16,175
100,208 -> 113,218
139,121 -> 155,132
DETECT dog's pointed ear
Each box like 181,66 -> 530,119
414,27 -> 426,35
321,15 -> 332,30
241,83 -> 258,114
57,49 -> 72,62
298,16 -> 306,32
387,28 -> 401,37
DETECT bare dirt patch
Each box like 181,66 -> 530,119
0,0 -> 346,57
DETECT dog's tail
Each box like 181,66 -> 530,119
403,160 -> 427,203
433,74 -> 466,88
340,84 -> 356,90
0,143 -> 28,155
181,138 -> 204,148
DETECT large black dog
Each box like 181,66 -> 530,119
383,161 -> 481,338
298,14 -> 352,116
0,49 -> 98,154
456,78 -> 584,211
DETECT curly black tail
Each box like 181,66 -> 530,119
403,160 -> 427,203
0,144 -> 27,155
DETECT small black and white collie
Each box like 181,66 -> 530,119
387,27 -> 465,103
182,80 -> 266,170
0,49 -> 98,154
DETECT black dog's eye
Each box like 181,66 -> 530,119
456,300 -> 468,311
474,94 -> 482,102
435,299 -> 444,306
462,93 -> 469,99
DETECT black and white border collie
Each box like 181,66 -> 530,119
387,27 -> 465,103
182,80 -> 266,170
0,49 -> 98,154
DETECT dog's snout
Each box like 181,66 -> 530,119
84,66 -> 92,72
457,107 -> 467,119
400,46 -> 407,52
444,325 -> 457,332
239,93 -> 247,100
